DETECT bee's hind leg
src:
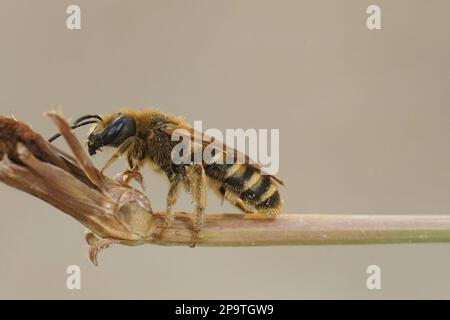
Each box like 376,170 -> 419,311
186,163 -> 207,247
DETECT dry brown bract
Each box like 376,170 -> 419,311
0,113 -> 159,264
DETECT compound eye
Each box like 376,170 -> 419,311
104,118 -> 125,141
87,115 -> 136,154
103,115 -> 136,146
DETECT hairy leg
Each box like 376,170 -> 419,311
165,173 -> 182,227
155,173 -> 182,239
100,137 -> 136,174
186,163 -> 207,247
114,155 -> 145,191
111,157 -> 152,214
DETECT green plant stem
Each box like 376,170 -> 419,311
152,212 -> 450,246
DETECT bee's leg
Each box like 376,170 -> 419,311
157,173 -> 182,239
166,173 -> 182,226
100,150 -> 122,174
112,156 -> 152,212
114,169 -> 145,190
187,163 -> 207,247
100,137 -> 135,174
112,154 -> 144,187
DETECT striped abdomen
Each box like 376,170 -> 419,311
204,163 -> 282,216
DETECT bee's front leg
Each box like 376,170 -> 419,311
114,168 -> 145,191
100,137 -> 136,174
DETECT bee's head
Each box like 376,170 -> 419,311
87,113 -> 137,155
48,113 -> 137,156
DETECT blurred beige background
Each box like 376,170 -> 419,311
1,0 -> 450,299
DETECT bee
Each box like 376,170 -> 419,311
49,108 -> 284,245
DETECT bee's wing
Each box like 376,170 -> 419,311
162,123 -> 284,186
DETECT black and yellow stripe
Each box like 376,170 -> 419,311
204,163 -> 282,215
